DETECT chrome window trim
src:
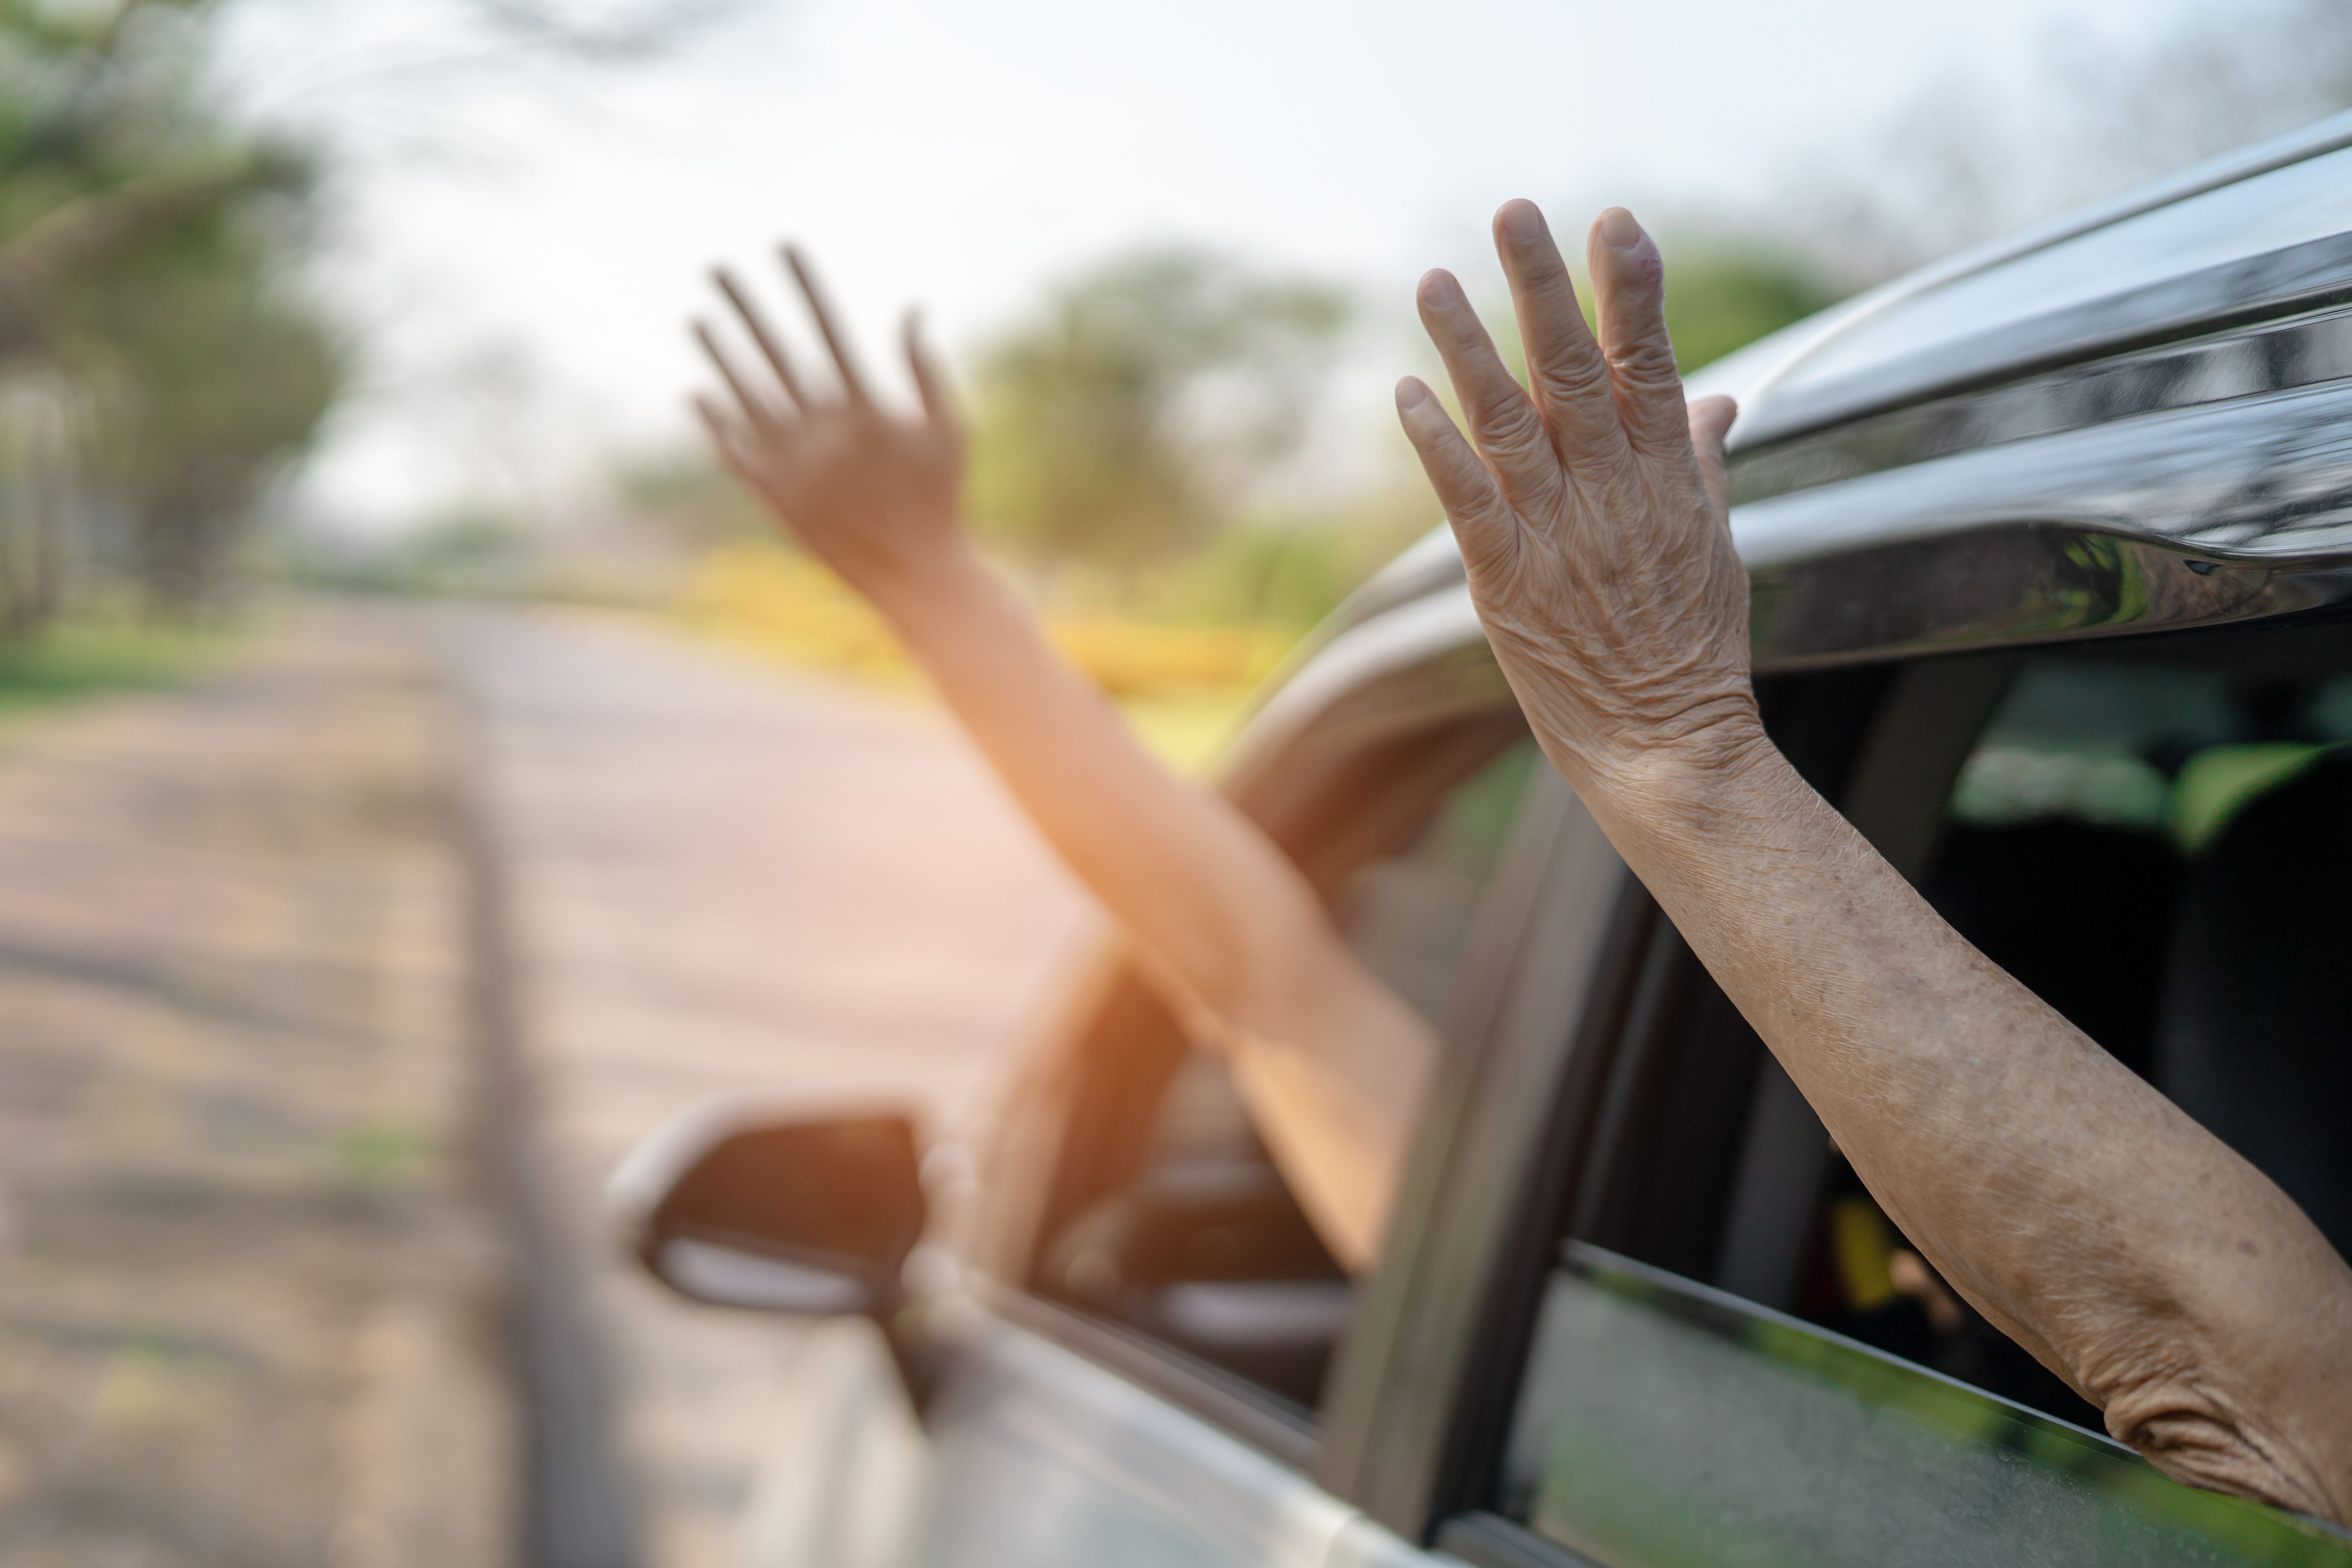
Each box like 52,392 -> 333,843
1280,359 -> 2352,676
1729,374 -> 2352,668
1748,528 -> 2352,672
1740,167 -> 2352,447
1730,302 -> 2352,506
1707,110 -> 2352,450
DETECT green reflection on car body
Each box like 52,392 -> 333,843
1525,1245 -> 2352,1568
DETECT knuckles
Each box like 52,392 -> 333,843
1607,335 -> 1682,394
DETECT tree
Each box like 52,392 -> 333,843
967,248 -> 1349,580
0,0 -> 340,622
63,212 -> 340,612
1660,243 -> 1845,373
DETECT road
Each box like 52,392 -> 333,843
0,606 -> 509,1568
447,610 -> 1089,1568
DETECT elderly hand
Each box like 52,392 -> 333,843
1397,201 -> 1758,800
692,248 -> 967,606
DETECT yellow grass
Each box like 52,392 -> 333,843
677,543 -> 1283,770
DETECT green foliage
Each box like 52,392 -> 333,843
1113,504 -> 1429,631
967,248 -> 1349,578
0,0 -> 340,621
0,614 -> 224,722
1661,243 -> 1845,372
64,214 -> 342,609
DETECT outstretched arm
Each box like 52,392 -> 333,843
690,250 -> 1437,1270
1397,199 -> 2352,1522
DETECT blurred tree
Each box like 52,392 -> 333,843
63,214 -> 340,612
1662,244 -> 1845,372
0,0 -> 338,623
967,248 -> 1349,582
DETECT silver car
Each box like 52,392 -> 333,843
612,110 -> 2352,1568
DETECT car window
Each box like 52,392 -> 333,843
1494,637 -> 2352,1567
1035,736 -> 1542,1413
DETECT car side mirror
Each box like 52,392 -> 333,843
607,1095 -> 927,1318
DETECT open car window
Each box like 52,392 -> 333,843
1492,628 -> 2352,1567
1033,736 -> 1542,1415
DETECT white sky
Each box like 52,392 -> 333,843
210,0 -> 2209,534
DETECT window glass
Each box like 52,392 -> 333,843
1507,1244 -> 2352,1568
1338,742 -> 1538,1026
1039,736 -> 1541,1409
1504,648 -> 2352,1565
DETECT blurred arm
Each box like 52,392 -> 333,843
1398,199 -> 2352,1522
690,249 -> 1436,1269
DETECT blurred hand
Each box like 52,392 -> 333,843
1396,201 -> 1758,795
693,247 -> 967,603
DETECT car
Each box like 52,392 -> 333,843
607,110 -> 2352,1568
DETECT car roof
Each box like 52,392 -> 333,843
1690,107 -> 2352,448
1272,109 -> 2352,710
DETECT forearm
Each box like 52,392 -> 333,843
869,544 -> 1434,1265
870,543 -> 1326,1025
1580,736 -> 2352,1517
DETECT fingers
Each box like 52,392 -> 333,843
903,309 -> 960,435
784,244 -> 872,405
693,320 -> 782,433
691,392 -> 755,480
1492,200 -> 1630,474
1416,268 -> 1563,511
713,265 -> 808,409
1688,394 -> 1738,517
1586,208 -> 1689,455
1395,375 -> 1516,576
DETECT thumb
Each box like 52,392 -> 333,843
1687,394 -> 1737,517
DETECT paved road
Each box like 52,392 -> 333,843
448,611 -> 1089,1568
0,607 -> 508,1568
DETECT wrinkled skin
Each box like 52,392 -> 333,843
1397,202 -> 1760,793
1398,200 -> 2352,1525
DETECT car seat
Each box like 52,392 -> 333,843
2153,751 -> 2352,1262
1923,820 -> 2182,1077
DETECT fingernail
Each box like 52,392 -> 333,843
1418,269 -> 1463,308
1396,376 -> 1431,412
1599,207 -> 1643,250
1499,200 -> 1544,245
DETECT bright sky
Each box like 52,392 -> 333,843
213,0 -> 2208,533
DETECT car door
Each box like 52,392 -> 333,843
903,605 -> 1552,1568
1340,640 -> 2352,1568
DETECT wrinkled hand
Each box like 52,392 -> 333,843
1396,202 -> 1758,795
693,247 -> 966,600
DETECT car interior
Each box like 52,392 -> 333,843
1014,598 -> 2352,1562
1534,610 -> 2352,1446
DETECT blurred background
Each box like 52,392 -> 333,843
0,0 -> 2347,1564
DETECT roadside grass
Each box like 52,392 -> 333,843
678,542 -> 1299,771
0,621 -> 233,726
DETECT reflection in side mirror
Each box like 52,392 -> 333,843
608,1096 -> 926,1317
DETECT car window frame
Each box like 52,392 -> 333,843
962,598 -> 1539,1472
1428,634 -> 2352,1568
